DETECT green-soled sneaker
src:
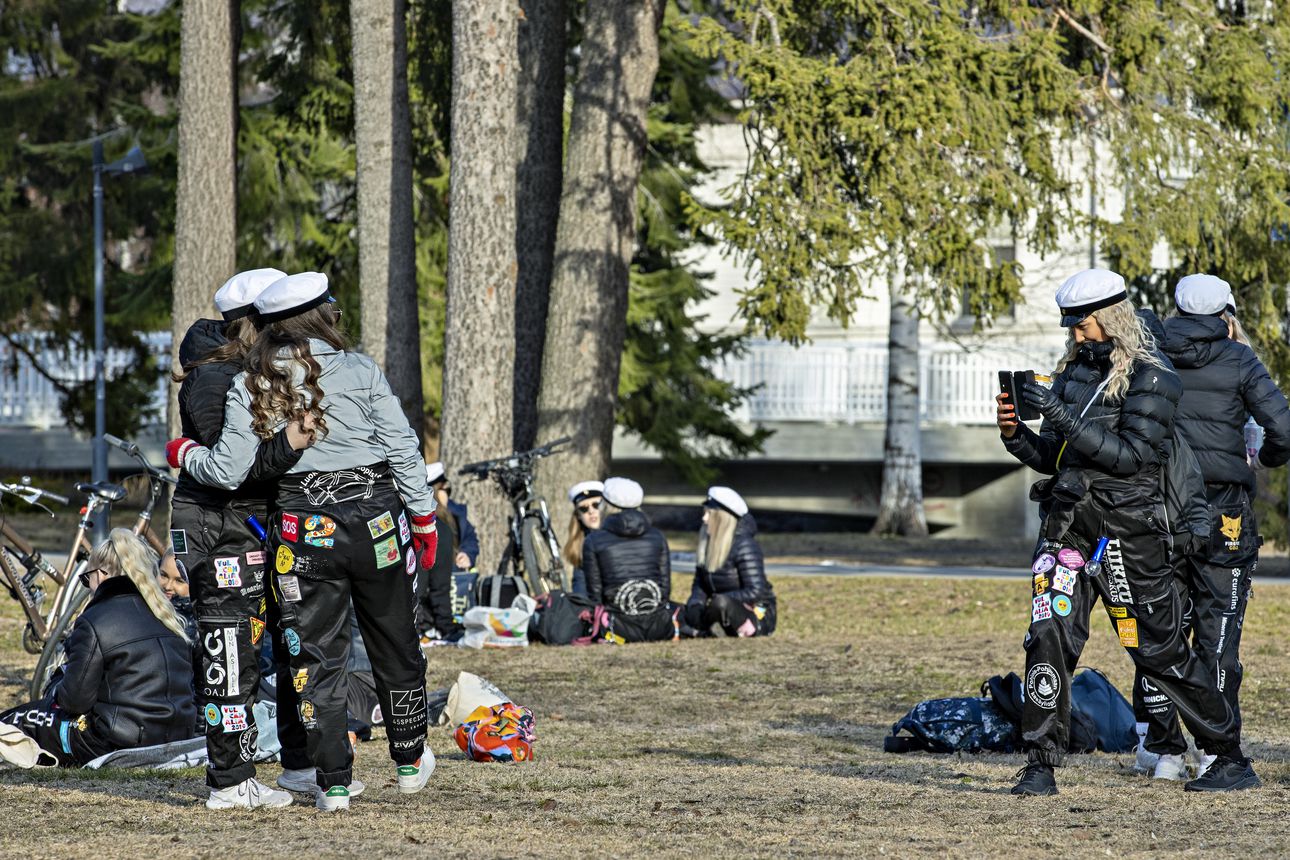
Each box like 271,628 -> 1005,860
316,785 -> 350,811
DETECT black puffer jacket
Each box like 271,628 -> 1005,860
1162,314 -> 1290,489
1004,336 -> 1181,483
582,510 -> 671,606
687,514 -> 774,607
174,319 -> 302,510
54,576 -> 197,749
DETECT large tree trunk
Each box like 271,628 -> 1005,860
171,0 -> 237,438
441,0 -> 518,571
512,0 -> 566,451
351,0 -> 424,440
535,0 -> 665,510
873,272 -> 928,536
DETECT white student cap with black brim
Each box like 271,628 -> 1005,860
1055,268 -> 1128,328
426,462 -> 447,485
214,268 -> 286,322
254,272 -> 335,324
568,480 -> 604,504
1175,273 -> 1232,316
601,477 -> 644,510
704,486 -> 748,517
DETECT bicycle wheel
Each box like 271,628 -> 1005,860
31,583 -> 90,699
520,518 -> 556,596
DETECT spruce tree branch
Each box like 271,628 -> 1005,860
0,332 -> 76,395
1050,4 -> 1111,55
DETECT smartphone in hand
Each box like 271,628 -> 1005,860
998,370 -> 1040,421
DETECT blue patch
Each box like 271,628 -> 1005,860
285,627 -> 301,656
1052,594 -> 1073,617
205,703 -> 220,726
59,721 -> 72,755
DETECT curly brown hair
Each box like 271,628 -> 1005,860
244,304 -> 347,440
171,317 -> 258,383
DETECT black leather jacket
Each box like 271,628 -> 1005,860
582,510 -> 671,606
1162,314 -> 1290,489
174,318 -> 302,511
54,576 -> 197,749
687,514 -> 775,606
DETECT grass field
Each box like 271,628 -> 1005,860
2,574 -> 1290,858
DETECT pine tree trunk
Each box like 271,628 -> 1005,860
512,0 -> 566,451
534,0 -> 665,510
351,0 -> 424,440
441,0 -> 518,572
171,0 -> 237,438
873,272 -> 928,536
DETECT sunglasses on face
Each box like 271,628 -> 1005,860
576,502 -> 599,514
78,567 -> 105,589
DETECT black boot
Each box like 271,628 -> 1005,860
1010,761 -> 1058,796
1184,755 -> 1260,792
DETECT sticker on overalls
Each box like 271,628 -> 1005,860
304,514 -> 337,549
1117,617 -> 1139,648
299,699 -> 316,727
1032,593 -> 1052,622
1032,573 -> 1048,596
205,703 -> 220,726
278,575 -> 302,603
304,536 -> 335,549
245,550 -> 265,565
292,668 -> 308,694
1107,605 -> 1127,619
249,616 -> 265,645
1051,566 -> 1077,596
281,513 -> 299,542
1026,663 -> 1060,709
399,512 -> 411,546
275,545 -> 295,574
170,529 -> 188,555
367,511 -> 396,539
221,704 -> 248,733
285,627 -> 301,656
374,535 -> 401,568
1057,548 -> 1085,569
214,557 -> 242,588
1052,594 -> 1073,616
405,547 -> 416,576
1031,554 -> 1056,575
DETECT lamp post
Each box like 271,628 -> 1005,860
91,141 -> 147,545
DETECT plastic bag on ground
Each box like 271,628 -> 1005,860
461,593 -> 537,649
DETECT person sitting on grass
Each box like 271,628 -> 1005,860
0,530 -> 197,766
561,480 -> 604,595
682,487 -> 777,638
158,547 -> 197,641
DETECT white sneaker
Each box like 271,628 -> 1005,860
277,767 -> 366,798
1134,743 -> 1160,774
206,777 -> 293,810
396,746 -> 436,794
316,785 -> 349,812
1152,753 -> 1187,780
1195,753 -> 1218,778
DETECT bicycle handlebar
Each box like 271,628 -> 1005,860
103,433 -> 139,457
0,481 -> 69,507
457,436 -> 574,477
101,433 -> 178,485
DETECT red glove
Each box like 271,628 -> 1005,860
165,437 -> 198,470
410,511 -> 438,569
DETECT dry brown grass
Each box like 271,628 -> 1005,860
2,575 -> 1289,858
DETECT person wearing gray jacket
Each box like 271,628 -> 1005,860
167,272 -> 439,812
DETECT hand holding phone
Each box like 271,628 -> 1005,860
998,370 -> 1041,424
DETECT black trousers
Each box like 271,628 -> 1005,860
1135,485 -> 1257,755
173,500 -> 309,788
0,696 -> 113,767
271,473 -> 428,790
683,594 -> 777,637
1022,494 -> 1238,766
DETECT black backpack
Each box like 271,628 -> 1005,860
530,591 -> 597,645
473,573 -> 530,609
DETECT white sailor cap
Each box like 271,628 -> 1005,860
214,268 -> 286,321
704,486 -> 748,518
426,462 -> 447,485
1175,273 -> 1232,316
1055,268 -> 1128,327
602,477 -> 644,510
568,480 -> 605,504
254,272 -> 335,324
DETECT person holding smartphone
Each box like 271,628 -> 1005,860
996,268 -> 1251,796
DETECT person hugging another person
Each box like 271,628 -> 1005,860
682,487 -> 776,638
581,477 -> 675,642
561,480 -> 604,595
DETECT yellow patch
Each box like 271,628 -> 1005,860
1033,574 -> 1049,596
275,545 -> 295,574
249,617 -> 265,646
1221,514 -> 1242,547
1117,618 -> 1139,648
1108,606 -> 1128,619
293,668 -> 308,693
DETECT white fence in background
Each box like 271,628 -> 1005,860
0,332 -> 172,429
0,332 -> 1062,429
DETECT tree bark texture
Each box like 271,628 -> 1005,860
512,0 -> 566,452
873,273 -> 929,536
534,0 -> 665,512
352,0 -> 424,440
441,0 -> 519,572
171,0 -> 237,438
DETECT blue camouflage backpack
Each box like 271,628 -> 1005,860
883,695 -> 1019,754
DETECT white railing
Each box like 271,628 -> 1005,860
0,332 -> 172,429
717,339 -> 1066,425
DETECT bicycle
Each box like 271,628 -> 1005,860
26,433 -> 176,698
458,436 -> 572,597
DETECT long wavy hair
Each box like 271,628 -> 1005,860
171,317 -> 258,382
244,305 -> 347,440
562,513 -> 588,569
697,507 -> 738,572
1054,300 -> 1163,403
90,529 -> 189,642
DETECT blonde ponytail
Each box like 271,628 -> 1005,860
90,529 -> 190,642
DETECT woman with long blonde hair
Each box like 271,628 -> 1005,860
0,530 -> 197,767
682,487 -> 776,638
996,268 -> 1248,796
561,481 -> 604,595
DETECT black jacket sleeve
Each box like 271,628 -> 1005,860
181,367 -> 233,446
246,427 -> 304,484
725,535 -> 768,604
53,619 -> 104,716
685,574 -> 705,608
584,539 -> 603,604
658,532 -> 671,601
1242,354 -> 1290,469
1057,363 -> 1180,476
1001,374 -> 1068,474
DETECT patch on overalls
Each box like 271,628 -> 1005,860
214,557 -> 242,588
249,617 -> 265,645
1221,514 -> 1242,551
1032,554 -> 1056,575
276,545 -> 295,573
1107,605 -> 1127,618
304,514 -> 337,548
367,511 -> 396,539
281,513 -> 299,543
1117,618 -> 1139,648
170,529 -> 188,555
1051,566 -> 1077,596
399,512 -> 411,546
1032,593 -> 1052,622
293,668 -> 308,693
278,575 -> 302,603
1033,573 -> 1049,596
1057,547 -> 1084,569
405,547 -> 416,576
1052,594 -> 1072,616
375,535 -> 401,568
